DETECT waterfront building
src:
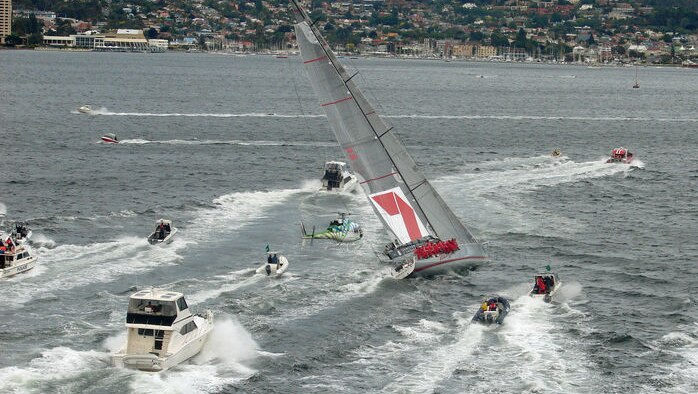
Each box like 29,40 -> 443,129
0,0 -> 10,44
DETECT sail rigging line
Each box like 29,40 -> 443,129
377,127 -> 394,139
290,0 -> 437,236
344,71 -> 359,83
359,171 -> 399,185
286,51 -> 314,150
304,55 -> 327,64
320,96 -> 353,107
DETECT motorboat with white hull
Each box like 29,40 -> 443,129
472,296 -> 510,325
147,219 -> 178,245
0,242 -> 38,279
112,288 -> 213,372
300,212 -> 363,242
320,161 -> 358,192
291,0 -> 488,277
10,223 -> 32,244
78,105 -> 93,114
256,252 -> 289,277
530,272 -> 561,303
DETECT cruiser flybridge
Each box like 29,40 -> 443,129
112,288 -> 213,372
320,161 -> 358,192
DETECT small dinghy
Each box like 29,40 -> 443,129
101,133 -> 119,144
530,272 -> 562,303
472,296 -> 510,325
112,288 -> 213,372
78,105 -> 93,114
256,252 -> 289,277
147,219 -> 178,245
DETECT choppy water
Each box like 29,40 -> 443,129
1,51 -> 697,393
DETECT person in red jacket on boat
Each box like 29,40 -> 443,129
536,276 -> 547,294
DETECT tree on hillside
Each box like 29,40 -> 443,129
4,34 -> 22,46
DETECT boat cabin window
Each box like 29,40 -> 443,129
137,328 -> 154,336
180,321 -> 198,335
176,297 -> 188,312
127,299 -> 178,326
128,299 -> 177,315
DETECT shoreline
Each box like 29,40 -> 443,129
1,46 -> 692,68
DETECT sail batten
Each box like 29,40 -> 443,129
291,0 -> 484,252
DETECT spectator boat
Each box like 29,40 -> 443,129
147,219 -> 178,245
101,133 -> 119,144
112,288 -> 214,372
9,222 -> 32,244
320,161 -> 358,192
529,272 -> 561,303
472,296 -> 510,325
606,147 -> 634,164
256,252 -> 289,277
0,242 -> 38,279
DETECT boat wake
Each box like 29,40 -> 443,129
73,108 -> 698,123
647,324 -> 698,391
185,268 -> 261,305
0,236 -> 183,309
76,108 -> 325,118
375,295 -> 596,393
118,138 -> 335,147
0,318 -> 261,394
435,156 -> 635,237
129,317 -> 260,393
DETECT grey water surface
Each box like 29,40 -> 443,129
1,51 -> 697,393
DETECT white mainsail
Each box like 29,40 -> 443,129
290,0 -> 488,273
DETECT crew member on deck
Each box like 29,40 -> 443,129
536,276 -> 547,294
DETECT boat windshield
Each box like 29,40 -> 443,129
127,299 -> 178,325
128,299 -> 177,316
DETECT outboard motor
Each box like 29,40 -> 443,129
265,264 -> 272,276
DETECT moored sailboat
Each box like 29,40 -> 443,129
290,0 -> 488,276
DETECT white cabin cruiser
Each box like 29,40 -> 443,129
78,105 -> 93,114
113,288 -> 214,372
147,219 -> 178,245
256,252 -> 289,277
0,241 -> 38,279
530,272 -> 562,303
320,161 -> 358,192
